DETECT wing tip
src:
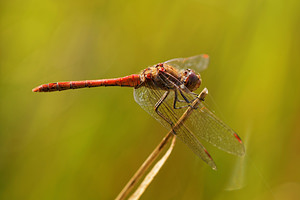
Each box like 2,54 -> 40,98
202,54 -> 209,59
239,145 -> 246,156
203,148 -> 217,170
234,133 -> 246,156
211,164 -> 217,170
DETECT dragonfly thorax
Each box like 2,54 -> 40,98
180,69 -> 202,92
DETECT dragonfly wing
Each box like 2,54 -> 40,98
134,85 -> 172,129
164,54 -> 210,72
174,122 -> 217,169
134,85 -> 217,169
185,102 -> 245,156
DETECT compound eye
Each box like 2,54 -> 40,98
184,70 -> 201,91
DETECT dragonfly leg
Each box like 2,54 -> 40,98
173,89 -> 193,110
174,88 -> 205,110
154,91 -> 174,126
179,89 -> 192,103
174,90 -> 187,103
190,92 -> 199,96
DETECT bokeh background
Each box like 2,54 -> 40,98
1,0 -> 300,199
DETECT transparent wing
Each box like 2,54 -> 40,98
134,85 -> 217,170
164,54 -> 209,72
185,102 -> 245,156
133,70 -> 245,169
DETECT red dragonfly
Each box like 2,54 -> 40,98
32,54 -> 245,170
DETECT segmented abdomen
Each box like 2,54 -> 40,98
32,74 -> 141,92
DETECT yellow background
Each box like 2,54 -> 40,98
1,0 -> 300,199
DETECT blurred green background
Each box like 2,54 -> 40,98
1,0 -> 300,199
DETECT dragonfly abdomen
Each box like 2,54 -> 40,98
32,74 -> 141,92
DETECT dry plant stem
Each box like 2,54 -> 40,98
115,132 -> 174,200
129,136 -> 177,200
115,88 -> 208,200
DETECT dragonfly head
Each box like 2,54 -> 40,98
181,69 -> 202,91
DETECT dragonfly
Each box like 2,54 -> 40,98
32,54 -> 245,170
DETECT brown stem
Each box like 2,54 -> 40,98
115,88 -> 208,200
